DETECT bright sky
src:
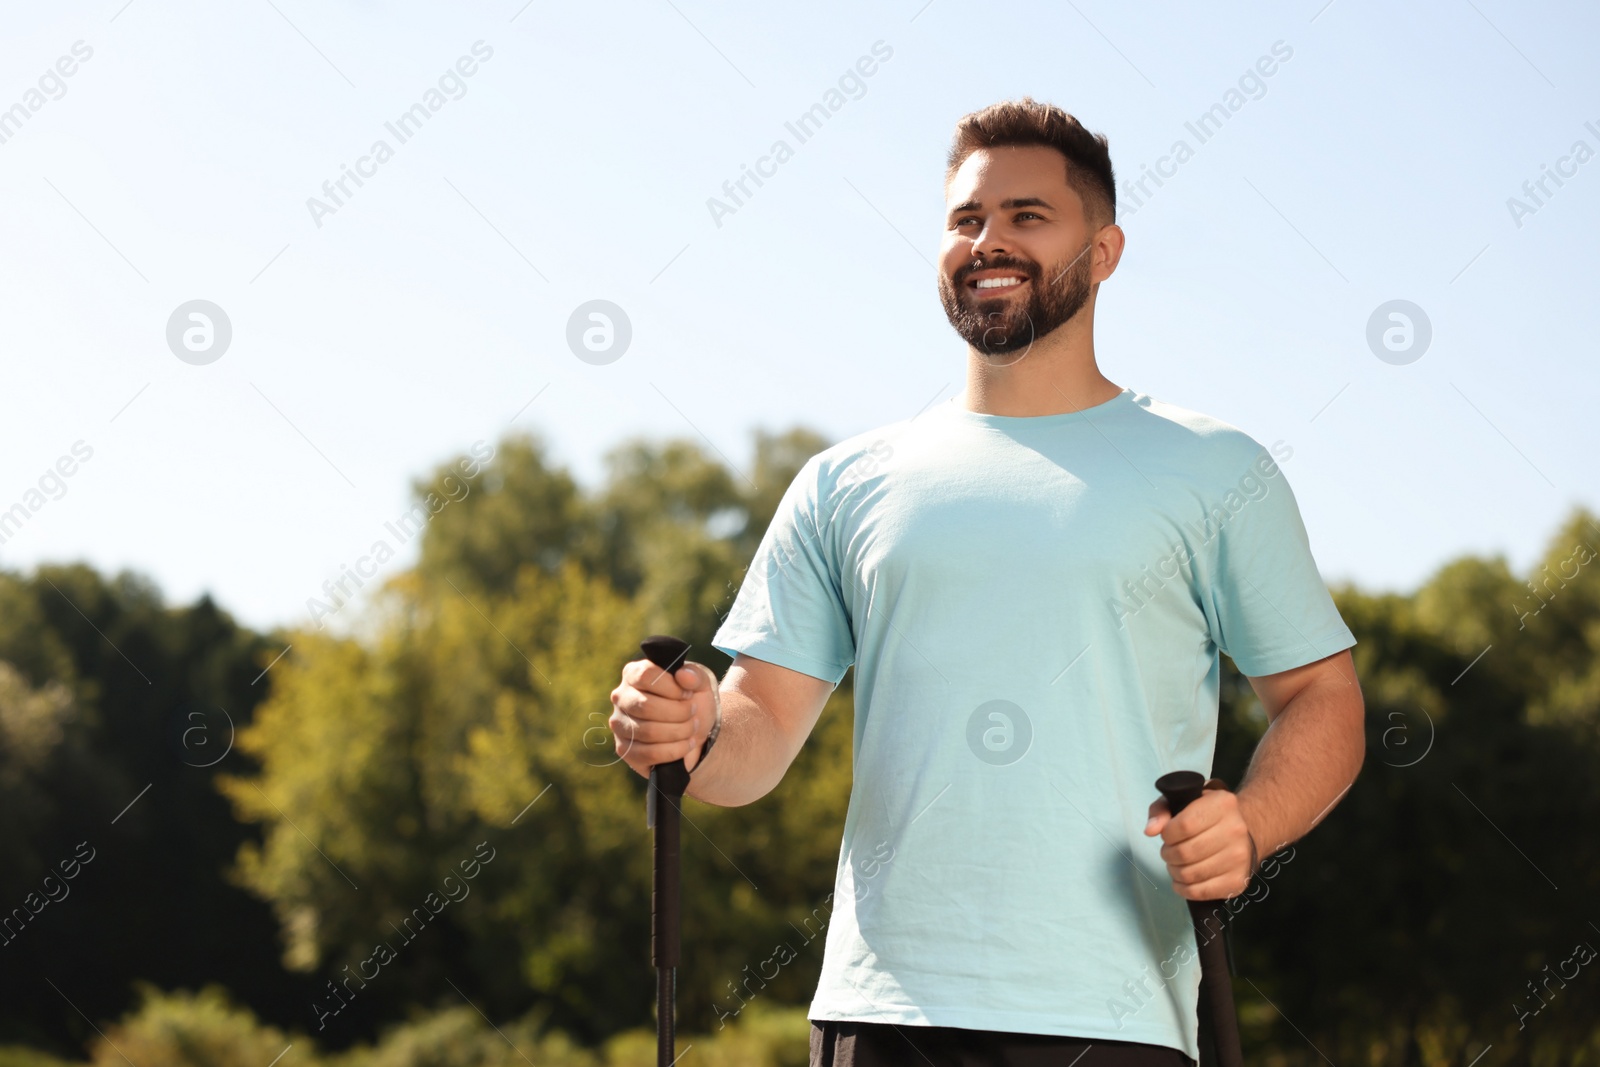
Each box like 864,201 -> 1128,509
2,0 -> 1595,637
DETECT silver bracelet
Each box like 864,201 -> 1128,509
690,680 -> 721,775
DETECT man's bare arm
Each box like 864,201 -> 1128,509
1234,648 -> 1366,856
609,652 -> 835,809
1146,648 -> 1365,899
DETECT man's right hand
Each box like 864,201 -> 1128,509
609,658 -> 719,779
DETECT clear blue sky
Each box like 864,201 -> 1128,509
2,0 -> 1595,636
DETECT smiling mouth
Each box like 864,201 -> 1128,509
967,274 -> 1028,293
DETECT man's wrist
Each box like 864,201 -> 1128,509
1212,777 -> 1263,881
689,679 -> 722,777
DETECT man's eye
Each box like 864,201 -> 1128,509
1018,212 -> 1043,220
955,216 -> 979,227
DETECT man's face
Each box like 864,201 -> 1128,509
938,144 -> 1101,359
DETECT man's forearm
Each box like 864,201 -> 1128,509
683,685 -> 793,808
1235,677 -> 1366,859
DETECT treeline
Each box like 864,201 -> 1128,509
1,426 -> 1598,1067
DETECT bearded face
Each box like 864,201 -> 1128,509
937,239 -> 1094,359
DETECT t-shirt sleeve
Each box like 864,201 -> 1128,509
1202,446 -> 1356,677
712,458 -> 856,684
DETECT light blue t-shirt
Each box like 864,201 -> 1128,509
711,385 -> 1356,1060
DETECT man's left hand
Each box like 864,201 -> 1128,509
1143,779 -> 1257,901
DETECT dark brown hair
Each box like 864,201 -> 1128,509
946,97 -> 1116,228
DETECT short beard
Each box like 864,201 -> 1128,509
938,241 -> 1094,362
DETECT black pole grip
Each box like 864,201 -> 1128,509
1156,770 -> 1207,817
1155,770 -> 1244,1067
641,635 -> 690,1067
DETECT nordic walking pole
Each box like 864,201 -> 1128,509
640,635 -> 693,1067
1155,770 -> 1244,1067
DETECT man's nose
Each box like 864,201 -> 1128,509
971,223 -> 1009,259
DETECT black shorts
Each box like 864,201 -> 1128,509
809,1019 -> 1195,1066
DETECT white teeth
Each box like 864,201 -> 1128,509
974,276 -> 1024,288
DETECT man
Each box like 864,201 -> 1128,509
609,97 -> 1364,1066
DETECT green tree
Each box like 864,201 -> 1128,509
0,564 -> 315,1055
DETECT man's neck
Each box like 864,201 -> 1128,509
957,318 -> 1121,417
